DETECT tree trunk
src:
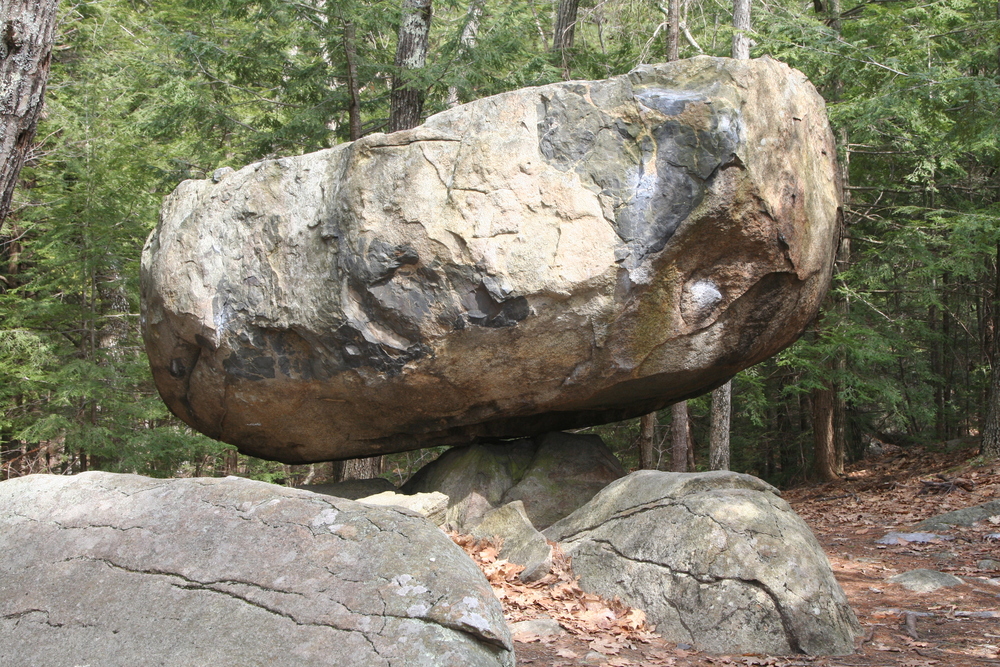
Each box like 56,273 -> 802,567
389,0 -> 432,133
709,380 -> 731,470
812,385 -> 839,480
551,0 -> 579,52
223,449 -> 239,476
983,357 -> 1000,458
982,243 -> 1000,459
666,0 -> 680,61
552,0 -> 579,79
638,412 -> 657,469
446,0 -> 483,108
984,370 -> 1000,458
0,0 -> 59,231
731,0 -> 751,60
686,417 -> 695,471
333,456 -> 385,482
671,401 -> 689,472
342,20 -> 362,141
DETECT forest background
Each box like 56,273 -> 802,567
1,0 -> 999,487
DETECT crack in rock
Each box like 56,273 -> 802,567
587,536 -> 801,652
68,555 -> 509,652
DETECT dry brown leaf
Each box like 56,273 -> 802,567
606,657 -> 635,666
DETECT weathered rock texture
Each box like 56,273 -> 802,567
402,431 -> 625,531
142,56 -> 840,463
916,499 -> 1000,531
888,569 -> 964,593
544,470 -> 860,655
359,490 -> 450,525
0,472 -> 514,667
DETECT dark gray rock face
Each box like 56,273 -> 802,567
402,432 -> 625,532
0,472 -> 514,667
544,470 -> 861,656
299,477 -> 397,499
142,56 -> 840,463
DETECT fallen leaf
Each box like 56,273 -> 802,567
606,657 -> 634,666
871,642 -> 904,652
590,637 -> 622,655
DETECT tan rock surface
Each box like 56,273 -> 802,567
142,56 -> 839,462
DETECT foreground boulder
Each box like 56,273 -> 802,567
141,56 -> 840,463
544,470 -> 861,655
0,472 -> 514,667
402,431 -> 625,531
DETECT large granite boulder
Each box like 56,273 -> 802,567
401,431 -> 625,531
142,56 -> 840,463
544,470 -> 861,655
0,472 -> 514,667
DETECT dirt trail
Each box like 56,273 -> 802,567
460,446 -> 1000,666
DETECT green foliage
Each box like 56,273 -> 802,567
2,0 -> 999,484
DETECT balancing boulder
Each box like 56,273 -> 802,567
142,56 -> 840,463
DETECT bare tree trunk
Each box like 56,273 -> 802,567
671,401 -> 689,472
812,385 -> 839,480
686,417 -> 695,470
980,370 -> 1000,459
666,0 -> 680,61
0,0 -> 59,231
709,381 -> 731,470
983,357 -> 1000,458
389,0 -> 432,133
551,0 -> 579,78
333,456 -> 385,482
551,0 -> 579,52
731,0 -> 751,60
638,412 -> 657,469
342,20 -> 362,141
223,449 -> 239,476
982,243 -> 1000,459
446,0 -> 483,108
709,0 -> 738,467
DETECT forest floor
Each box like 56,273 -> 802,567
456,445 -> 1000,667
